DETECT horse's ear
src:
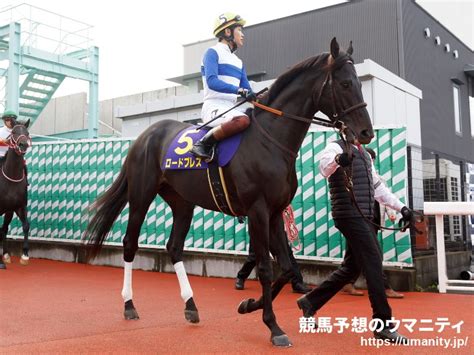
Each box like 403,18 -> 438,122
24,119 -> 30,129
347,41 -> 353,56
330,37 -> 340,58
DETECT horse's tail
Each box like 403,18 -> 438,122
83,164 -> 128,261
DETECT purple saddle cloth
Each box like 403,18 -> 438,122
162,126 -> 242,170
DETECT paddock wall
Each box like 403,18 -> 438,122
4,127 -> 412,266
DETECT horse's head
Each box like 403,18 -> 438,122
9,119 -> 31,155
317,38 -> 374,144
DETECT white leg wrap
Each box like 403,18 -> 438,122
121,261 -> 133,302
174,261 -> 193,302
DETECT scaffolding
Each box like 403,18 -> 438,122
0,3 -> 99,138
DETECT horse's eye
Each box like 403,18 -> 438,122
341,81 -> 351,89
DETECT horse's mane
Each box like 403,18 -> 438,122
265,53 -> 329,105
263,52 -> 352,105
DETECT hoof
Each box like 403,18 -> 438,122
271,334 -> 292,347
3,254 -> 11,264
0,263 -> 6,270
124,300 -> 139,320
184,310 -> 200,323
237,298 -> 254,314
20,256 -> 29,265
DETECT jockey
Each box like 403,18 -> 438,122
0,109 -> 17,161
190,12 -> 256,162
0,110 -> 28,186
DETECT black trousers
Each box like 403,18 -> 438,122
236,242 -> 304,287
348,223 -> 392,290
305,217 -> 392,322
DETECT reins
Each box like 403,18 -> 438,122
1,164 -> 25,183
250,61 -> 416,233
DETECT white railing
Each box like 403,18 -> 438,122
0,4 -> 93,55
424,202 -> 474,293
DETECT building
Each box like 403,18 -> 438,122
118,0 -> 473,252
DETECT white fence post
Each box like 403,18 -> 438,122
435,215 -> 448,293
424,202 -> 474,293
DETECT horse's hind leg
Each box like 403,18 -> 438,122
15,206 -> 30,265
160,186 -> 198,323
121,187 -> 157,320
0,212 -> 13,264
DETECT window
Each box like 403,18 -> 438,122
453,85 -> 462,134
423,177 -> 447,201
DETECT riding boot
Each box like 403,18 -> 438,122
190,115 -> 250,162
190,128 -> 219,162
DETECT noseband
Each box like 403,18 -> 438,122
8,125 -> 31,156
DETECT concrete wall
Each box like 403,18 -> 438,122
29,86 -> 191,138
414,251 -> 472,288
31,93 -> 88,136
5,239 -> 413,290
118,60 -> 422,140
7,239 -> 471,291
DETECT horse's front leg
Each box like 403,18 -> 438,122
267,214 -> 295,299
16,206 -> 30,265
239,203 -> 292,347
1,211 -> 13,264
238,213 -> 294,310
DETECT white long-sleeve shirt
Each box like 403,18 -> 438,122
318,141 -> 405,212
0,125 -> 12,157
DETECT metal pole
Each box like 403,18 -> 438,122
459,160 -> 471,251
407,146 -> 414,209
407,145 -> 416,255
88,46 -> 99,138
435,153 -> 440,202
6,23 -> 21,114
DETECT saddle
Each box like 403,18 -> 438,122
162,126 -> 244,222
162,126 -> 242,171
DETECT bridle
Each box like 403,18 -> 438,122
8,125 -> 31,156
252,59 -> 418,232
251,58 -> 367,157
1,124 -> 31,183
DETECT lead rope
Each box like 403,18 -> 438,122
283,205 -> 301,251
340,143 -> 413,232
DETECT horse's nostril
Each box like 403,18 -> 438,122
360,129 -> 374,139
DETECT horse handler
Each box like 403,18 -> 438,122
297,138 -> 418,343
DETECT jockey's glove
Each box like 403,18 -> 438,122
238,88 -> 257,102
335,153 -> 351,167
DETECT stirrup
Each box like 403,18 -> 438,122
204,146 -> 216,163
190,143 -> 215,163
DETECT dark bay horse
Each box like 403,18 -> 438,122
0,120 -> 31,268
84,38 -> 374,346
